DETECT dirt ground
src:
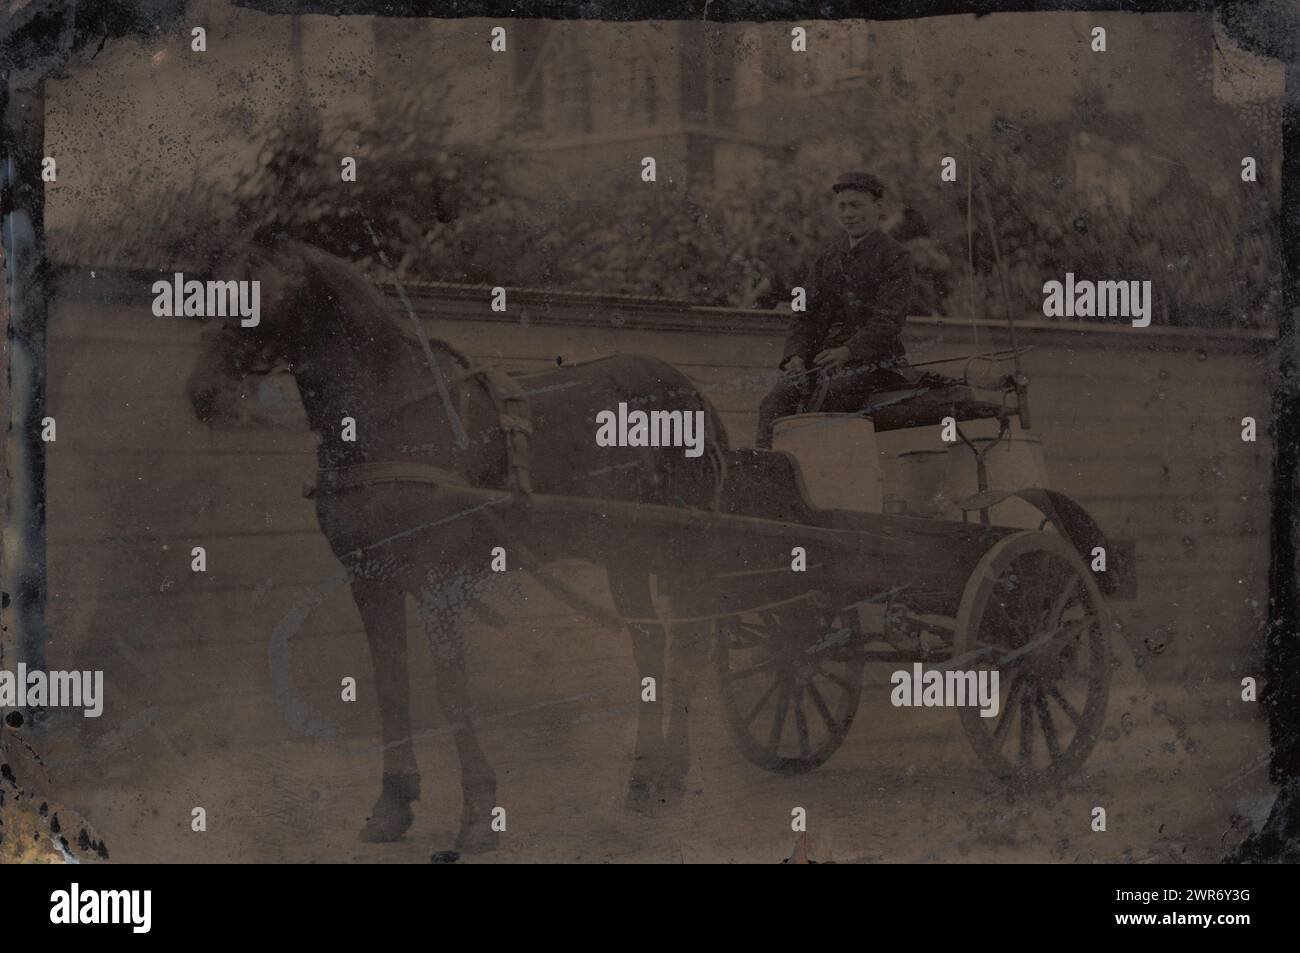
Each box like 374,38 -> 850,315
21,628 -> 1273,865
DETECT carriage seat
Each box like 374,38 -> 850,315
866,384 -> 1008,433
854,364 -> 1014,434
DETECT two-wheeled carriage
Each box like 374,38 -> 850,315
706,361 -> 1135,784
428,360 -> 1134,786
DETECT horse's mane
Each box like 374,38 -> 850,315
248,236 -> 472,369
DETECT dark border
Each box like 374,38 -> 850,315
3,0 -> 1298,862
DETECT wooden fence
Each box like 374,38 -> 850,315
41,268 -> 1276,750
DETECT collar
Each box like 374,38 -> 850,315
846,230 -> 881,252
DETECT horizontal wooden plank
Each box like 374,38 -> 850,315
44,428 -> 1267,545
1084,498 -> 1269,540
51,560 -> 1267,645
58,668 -> 630,753
56,578 -> 1267,707
49,505 -> 1266,596
46,566 -> 625,651
44,371 -> 1270,454
49,531 -> 613,602
56,267 -> 1278,341
480,348 -> 1272,390
43,391 -> 1272,481
58,606 -> 1264,715
1051,455 -> 1271,490
46,392 -> 315,454
57,633 -> 636,711
49,298 -> 204,346
48,531 -> 340,599
45,409 -> 1271,479
48,277 -> 1275,393
45,449 -> 318,540
48,521 -> 1264,642
46,315 -> 1270,430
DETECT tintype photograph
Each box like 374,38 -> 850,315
2,0 -> 1297,879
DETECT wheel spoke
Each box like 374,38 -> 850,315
1006,557 -> 1041,641
817,643 -> 865,664
983,592 -> 1015,643
743,678 -> 780,729
997,614 -> 1092,667
1035,688 -> 1063,764
806,681 -> 838,733
1043,570 -> 1082,633
1039,554 -> 1079,627
1018,689 -> 1035,766
1025,551 -> 1052,630
767,683 -> 791,751
1034,615 -> 1094,654
727,656 -> 778,683
716,598 -> 868,773
986,593 -> 1031,648
992,675 -> 1025,749
794,687 -> 812,758
955,536 -> 1112,783
1046,683 -> 1084,726
824,670 -> 855,693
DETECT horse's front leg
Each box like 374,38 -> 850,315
625,620 -> 669,807
659,571 -> 715,808
353,578 -> 421,843
418,571 -> 499,855
606,560 -> 668,810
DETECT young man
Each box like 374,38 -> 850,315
755,171 -> 916,448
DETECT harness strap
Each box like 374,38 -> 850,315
307,365 -> 535,506
306,461 -> 470,497
462,365 -> 535,503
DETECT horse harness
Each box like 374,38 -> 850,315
307,360 -> 535,504
301,359 -> 652,628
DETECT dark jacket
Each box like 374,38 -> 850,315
782,230 -> 915,369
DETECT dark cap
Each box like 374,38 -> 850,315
831,171 -> 885,198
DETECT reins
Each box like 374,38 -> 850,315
312,236 -> 732,631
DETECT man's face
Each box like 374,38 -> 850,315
833,189 -> 883,238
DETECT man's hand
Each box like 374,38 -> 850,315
781,355 -> 807,381
813,346 -> 852,370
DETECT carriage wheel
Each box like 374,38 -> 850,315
953,531 -> 1110,785
716,599 -> 865,775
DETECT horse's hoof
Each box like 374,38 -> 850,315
359,801 -> 414,843
623,774 -> 656,814
455,777 -> 498,853
454,822 -> 500,855
624,796 -> 660,818
359,773 -> 419,842
430,850 -> 462,864
650,794 -> 686,817
651,774 -> 688,815
633,797 -> 681,819
624,785 -> 685,818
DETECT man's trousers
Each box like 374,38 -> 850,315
755,362 -> 905,449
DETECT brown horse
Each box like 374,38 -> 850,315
185,236 -> 729,855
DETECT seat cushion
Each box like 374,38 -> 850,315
867,385 -> 1006,432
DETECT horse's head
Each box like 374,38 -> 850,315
186,237 -> 312,426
